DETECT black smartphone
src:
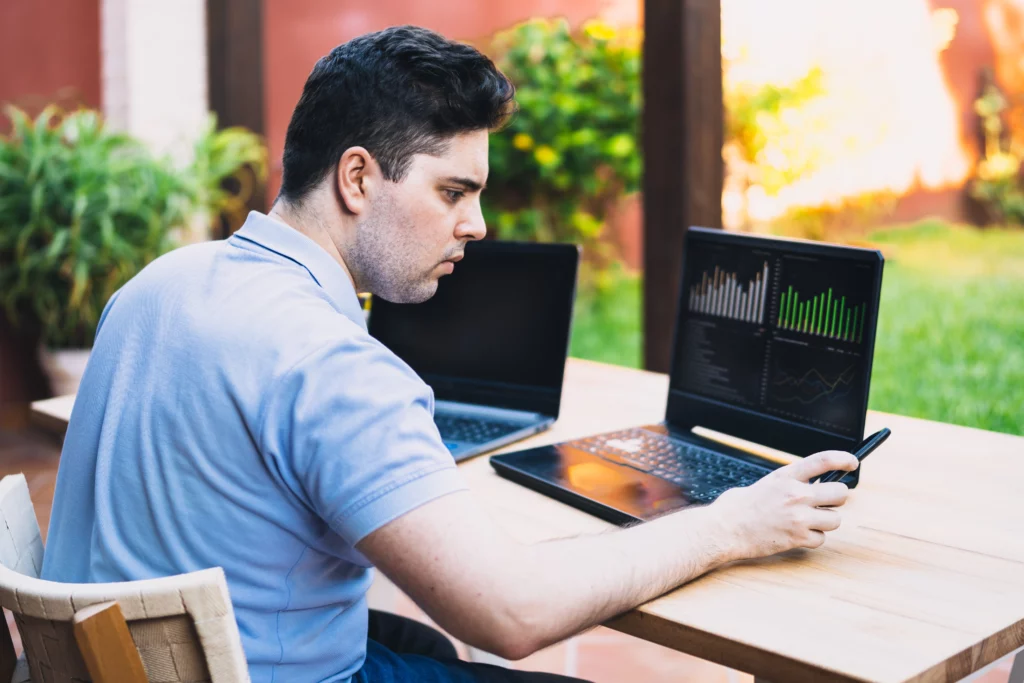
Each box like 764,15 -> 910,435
814,428 -> 891,484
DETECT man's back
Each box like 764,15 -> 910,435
42,212 -> 465,682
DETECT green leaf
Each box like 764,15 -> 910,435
44,230 -> 69,264
68,260 -> 90,309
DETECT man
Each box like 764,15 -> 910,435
43,26 -> 858,682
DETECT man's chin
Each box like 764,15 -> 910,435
374,280 -> 438,305
406,283 -> 439,304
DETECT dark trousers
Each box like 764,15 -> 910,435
352,610 -> 591,682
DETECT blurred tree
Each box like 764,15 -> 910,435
482,18 -> 640,263
723,65 -> 826,231
969,75 -> 1024,226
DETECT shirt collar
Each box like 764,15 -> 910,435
230,211 -> 367,329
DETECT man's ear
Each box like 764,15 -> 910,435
336,146 -> 377,215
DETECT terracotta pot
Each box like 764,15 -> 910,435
37,346 -> 91,397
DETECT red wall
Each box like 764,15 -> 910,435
0,0 -> 102,113
0,0 -> 101,421
262,0 -> 613,203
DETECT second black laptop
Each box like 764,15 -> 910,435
490,227 -> 884,524
369,239 -> 580,462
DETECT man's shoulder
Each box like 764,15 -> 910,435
103,238 -> 381,370
274,318 -> 426,395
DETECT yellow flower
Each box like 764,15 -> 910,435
571,210 -> 602,238
583,20 -> 617,42
534,145 -> 559,167
512,133 -> 534,151
978,152 -> 1021,181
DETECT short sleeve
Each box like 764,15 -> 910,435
259,332 -> 466,546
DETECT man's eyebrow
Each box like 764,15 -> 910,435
442,176 -> 486,192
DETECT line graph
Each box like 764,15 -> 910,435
770,364 -> 858,405
763,339 -> 864,435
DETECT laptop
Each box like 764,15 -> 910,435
490,227 -> 884,524
368,239 -> 581,462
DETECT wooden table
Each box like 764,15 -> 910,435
31,359 -> 1024,683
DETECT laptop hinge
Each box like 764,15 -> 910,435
433,400 -> 546,424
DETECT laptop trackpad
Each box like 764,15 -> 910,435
499,445 -> 690,521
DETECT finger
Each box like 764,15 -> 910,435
806,508 -> 842,532
811,482 -> 850,508
802,530 -> 826,549
784,450 -> 859,482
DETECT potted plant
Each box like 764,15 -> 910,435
188,112 -> 269,240
0,106 -> 266,395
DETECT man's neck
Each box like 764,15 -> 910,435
267,201 -> 358,291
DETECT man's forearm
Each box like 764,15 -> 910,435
362,453 -> 856,660
497,505 -> 737,656
359,490 -> 740,660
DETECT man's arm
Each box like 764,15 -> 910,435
356,450 -> 859,659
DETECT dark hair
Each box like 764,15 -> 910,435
279,25 -> 515,203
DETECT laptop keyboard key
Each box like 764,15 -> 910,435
573,428 -> 768,503
435,414 -> 523,446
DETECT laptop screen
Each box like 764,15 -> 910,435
667,228 -> 883,454
368,240 -> 580,417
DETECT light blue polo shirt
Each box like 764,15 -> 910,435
42,211 -> 466,682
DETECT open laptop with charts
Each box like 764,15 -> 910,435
490,227 -> 884,524
369,239 -> 580,462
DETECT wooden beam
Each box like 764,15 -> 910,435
73,601 -> 148,683
642,0 -> 723,373
206,0 -> 266,236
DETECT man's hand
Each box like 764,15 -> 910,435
709,450 -> 860,561
357,449 -> 860,659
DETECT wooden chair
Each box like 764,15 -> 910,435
0,474 -> 250,683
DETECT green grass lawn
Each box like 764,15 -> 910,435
569,221 -> 1024,435
865,222 -> 1024,435
569,264 -> 643,368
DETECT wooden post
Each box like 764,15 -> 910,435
206,0 -> 267,235
642,0 -> 723,373
73,601 -> 149,683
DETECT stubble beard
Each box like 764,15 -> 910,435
349,194 -> 439,304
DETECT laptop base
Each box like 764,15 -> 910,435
491,423 -> 861,524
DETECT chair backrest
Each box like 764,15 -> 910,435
0,474 -> 251,683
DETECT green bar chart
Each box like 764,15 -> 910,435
777,286 -> 866,343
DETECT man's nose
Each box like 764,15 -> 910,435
455,202 -> 487,241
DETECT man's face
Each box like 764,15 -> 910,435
349,130 -> 489,303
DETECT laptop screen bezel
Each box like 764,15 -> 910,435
368,239 -> 581,419
664,227 -> 884,456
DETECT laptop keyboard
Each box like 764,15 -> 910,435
435,414 -> 523,446
574,428 -> 769,504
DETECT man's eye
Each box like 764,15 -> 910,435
444,189 -> 465,203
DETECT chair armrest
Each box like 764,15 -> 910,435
73,601 -> 149,683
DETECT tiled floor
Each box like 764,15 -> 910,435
0,427 -> 1016,682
